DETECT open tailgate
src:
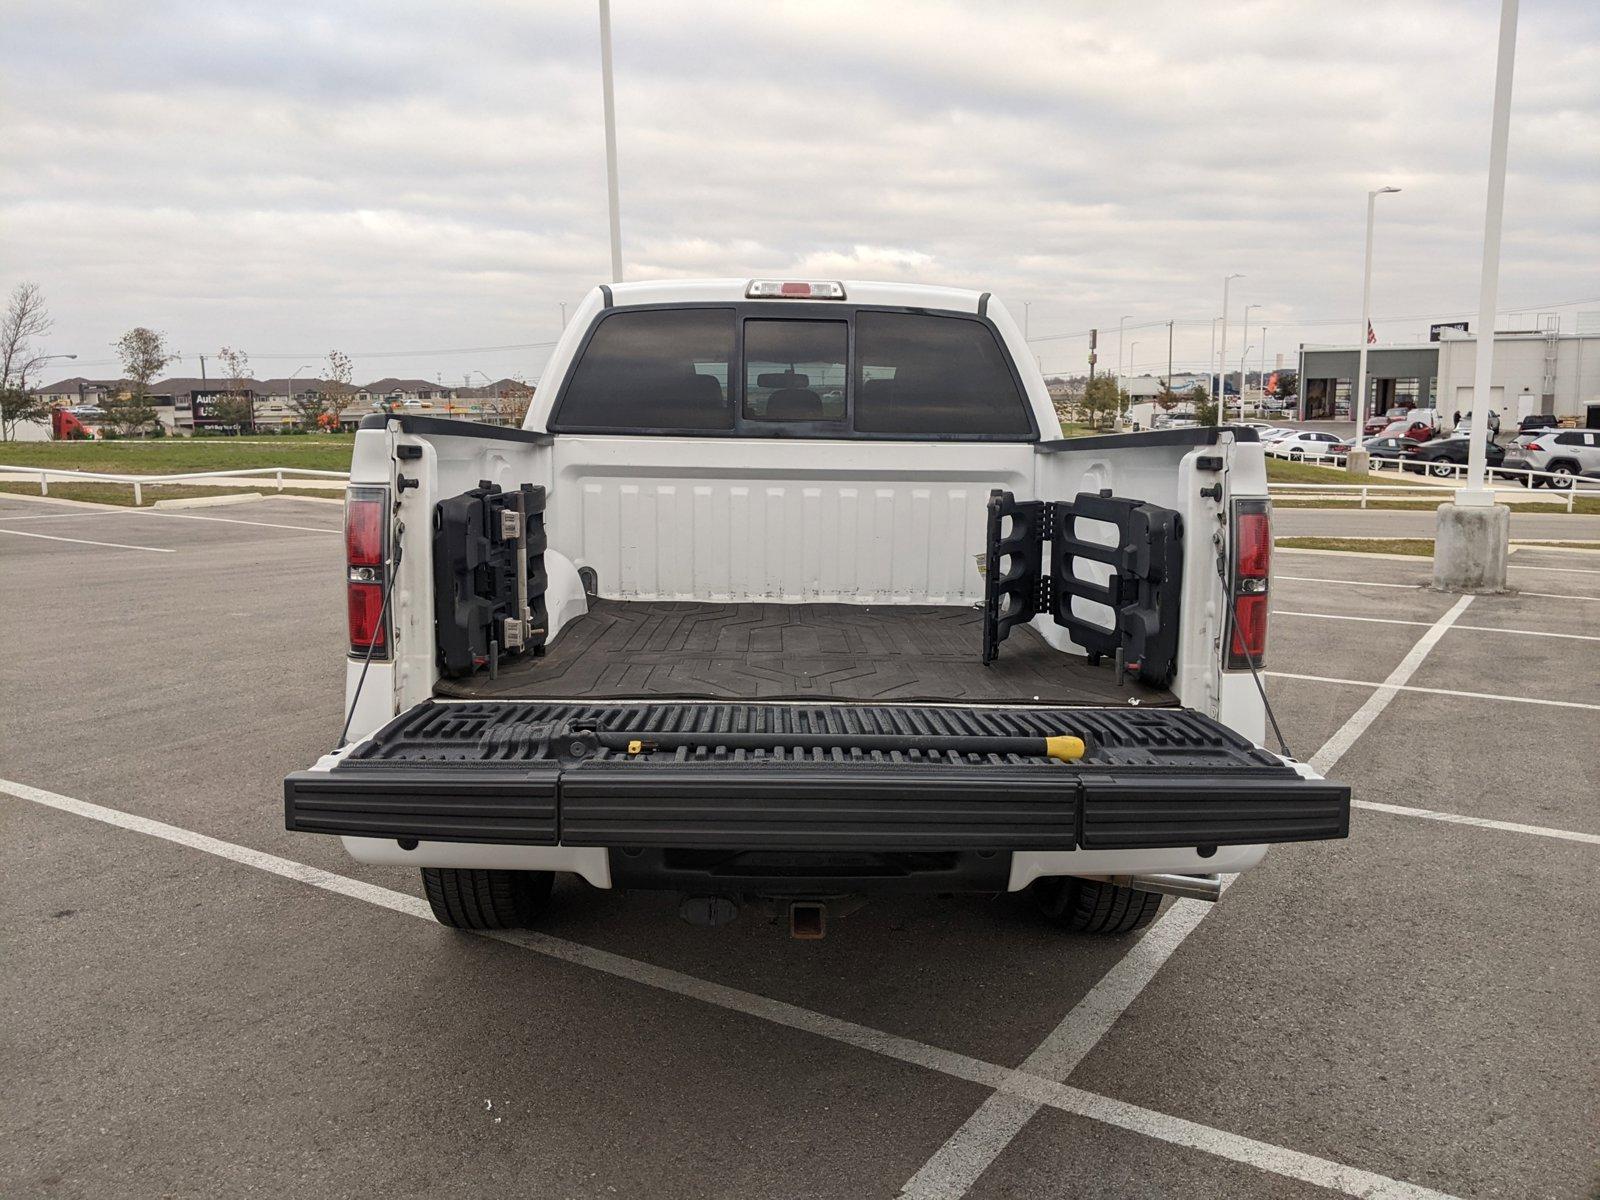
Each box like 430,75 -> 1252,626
285,701 -> 1348,851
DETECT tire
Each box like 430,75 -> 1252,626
1546,462 -> 1576,490
422,867 -> 553,930
1289,450 -> 1303,461
1031,876 -> 1163,936
1429,461 -> 1455,478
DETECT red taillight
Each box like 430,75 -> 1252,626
1227,499 -> 1271,670
1236,509 -> 1271,578
1229,593 -> 1268,661
346,494 -> 384,566
345,486 -> 390,656
347,581 -> 387,650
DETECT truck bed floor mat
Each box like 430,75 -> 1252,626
433,599 -> 1176,707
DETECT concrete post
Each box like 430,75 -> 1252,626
1432,502 -> 1509,593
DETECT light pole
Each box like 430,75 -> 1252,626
1218,274 -> 1242,421
1117,315 -> 1132,390
598,0 -> 624,283
1209,318 -> 1219,397
1126,341 -> 1140,424
1436,0 -> 1519,592
1023,302 -> 1031,340
560,302 -> 568,329
1355,186 -> 1401,463
1239,344 -> 1253,418
286,364 -> 314,422
1241,304 -> 1261,418
1260,327 -> 1268,409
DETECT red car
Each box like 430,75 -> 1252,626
1378,417 -> 1438,443
1364,407 -> 1412,437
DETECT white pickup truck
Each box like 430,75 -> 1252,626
286,278 -> 1347,939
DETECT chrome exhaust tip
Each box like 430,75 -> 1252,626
1127,873 -> 1223,902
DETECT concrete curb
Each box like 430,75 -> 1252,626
152,492 -> 265,510
0,491 -> 129,513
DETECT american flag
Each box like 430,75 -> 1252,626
1366,320 -> 1377,344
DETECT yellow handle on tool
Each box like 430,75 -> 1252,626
1044,735 -> 1087,763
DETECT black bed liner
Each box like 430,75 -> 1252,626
285,700 -> 1349,852
435,599 -> 1176,707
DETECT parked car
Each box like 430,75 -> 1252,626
1362,436 -> 1415,467
1363,406 -> 1411,437
1267,430 -> 1344,460
1402,436 -> 1506,477
1517,413 -> 1559,433
1501,429 -> 1600,489
1453,412 -> 1501,438
281,277 -> 1349,941
1379,417 -> 1439,443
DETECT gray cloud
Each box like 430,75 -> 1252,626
3,0 -> 1596,383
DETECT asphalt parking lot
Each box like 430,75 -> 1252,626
4,493 -> 1597,1200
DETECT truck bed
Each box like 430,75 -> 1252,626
433,599 -> 1177,707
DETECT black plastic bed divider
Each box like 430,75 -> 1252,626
433,481 -> 549,677
983,489 -> 1183,688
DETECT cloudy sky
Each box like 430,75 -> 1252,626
3,0 -> 1597,386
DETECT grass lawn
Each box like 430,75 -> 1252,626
1264,457 -> 1359,483
0,435 -> 355,474
0,482 -> 345,506
1277,536 -> 1436,557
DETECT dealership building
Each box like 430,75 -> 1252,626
1297,322 -> 1600,426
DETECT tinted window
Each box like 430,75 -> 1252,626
554,309 -> 734,431
743,320 -> 847,422
854,312 -> 1030,436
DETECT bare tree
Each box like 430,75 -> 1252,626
480,378 -> 535,427
298,349 -> 352,429
106,327 -> 178,435
0,282 -> 55,440
213,346 -> 255,431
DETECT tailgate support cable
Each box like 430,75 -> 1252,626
338,522 -> 404,750
1215,545 -> 1292,758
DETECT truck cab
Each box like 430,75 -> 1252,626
285,279 -> 1347,939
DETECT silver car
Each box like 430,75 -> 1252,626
1504,429 -> 1600,489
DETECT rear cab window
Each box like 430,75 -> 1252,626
550,305 -> 1034,440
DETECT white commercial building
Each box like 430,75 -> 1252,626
1433,328 -> 1600,427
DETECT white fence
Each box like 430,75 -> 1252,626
0,465 -> 350,507
1265,453 -> 1592,513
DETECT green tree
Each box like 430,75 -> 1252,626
1189,385 -> 1219,426
107,327 -> 177,435
1080,375 -> 1128,429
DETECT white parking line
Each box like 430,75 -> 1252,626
1276,574 -> 1420,589
0,504 -> 338,535
1307,594 -> 1471,785
0,527 -> 174,553
126,510 -> 340,534
1272,609 -> 1600,643
1352,800 -> 1600,846
0,777 -> 1459,1200
901,880 -> 1233,1198
1506,562 -> 1600,575
1270,670 -> 1600,712
1276,575 -> 1600,603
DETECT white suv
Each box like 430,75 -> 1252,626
1507,429 -> 1600,489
